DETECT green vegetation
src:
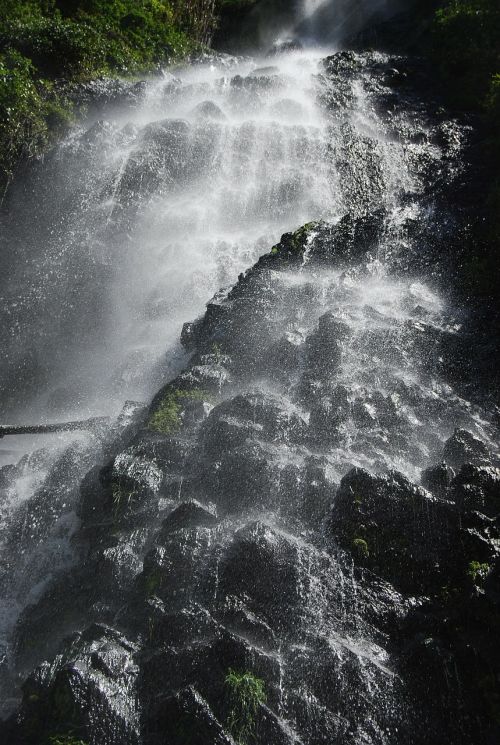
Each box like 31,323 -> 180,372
48,735 -> 88,745
211,342 -> 224,362
111,479 -> 137,517
143,565 -> 164,596
467,560 -> 490,584
431,0 -> 499,111
148,387 -> 210,434
225,669 -> 266,745
268,221 -> 319,259
352,537 -> 369,559
0,0 -> 219,190
429,0 -> 500,299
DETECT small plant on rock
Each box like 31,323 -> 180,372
467,560 -> 490,585
148,387 -> 209,434
352,537 -> 369,560
49,734 -> 88,745
111,479 -> 138,519
225,669 -> 266,745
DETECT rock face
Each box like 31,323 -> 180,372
11,625 -> 140,745
1,50 -> 500,745
3,212 -> 499,744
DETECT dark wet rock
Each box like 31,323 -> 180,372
139,526 -> 215,608
106,447 -> 163,520
139,626 -> 280,717
13,573 -> 89,676
191,100 -> 226,120
230,72 -> 281,91
451,464 -> 500,517
220,599 -> 276,650
140,602 -> 223,650
278,457 -> 337,527
127,431 -> 196,474
145,686 -> 232,745
421,462 -> 455,495
200,411 -> 264,459
180,213 -> 387,376
176,363 -> 232,394
299,315 -> 351,404
309,385 -> 351,447
442,428 -> 491,469
352,391 -> 401,430
142,118 -> 190,150
160,500 -> 218,534
250,65 -> 279,77
78,464 -> 111,524
90,534 -> 147,597
200,440 -> 281,514
70,77 -> 148,116
323,51 -> 362,77
220,522 -> 303,633
11,625 -> 139,745
384,67 -> 409,88
287,632 -> 403,744
200,392 -> 307,459
263,330 -> 304,384
0,464 -> 19,489
305,313 -> 349,376
330,467 -> 460,592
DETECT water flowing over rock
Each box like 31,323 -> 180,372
0,36 -> 499,745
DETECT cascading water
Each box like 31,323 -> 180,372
0,50 -> 341,426
1,10 -> 499,745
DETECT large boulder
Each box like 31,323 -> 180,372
11,625 -> 139,745
145,686 -> 232,745
442,429 -> 491,469
198,440 -> 282,514
450,464 -> 500,518
199,392 -> 307,458
220,522 -> 304,633
330,467 -> 459,592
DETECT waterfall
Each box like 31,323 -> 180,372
0,51 -> 340,429
0,18 -> 498,745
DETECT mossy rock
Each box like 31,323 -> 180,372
148,387 -> 211,434
268,222 -> 319,260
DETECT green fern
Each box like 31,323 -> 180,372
225,669 -> 266,745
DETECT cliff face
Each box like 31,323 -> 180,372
1,47 -> 499,745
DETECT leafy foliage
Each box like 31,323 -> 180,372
430,1 -> 500,300
352,537 -> 369,559
148,388 -> 209,434
0,0 -> 219,189
48,735 -> 88,745
225,669 -> 266,745
467,560 -> 490,584
432,0 -> 500,110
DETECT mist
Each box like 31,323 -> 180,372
217,0 -> 413,52
296,0 -> 413,44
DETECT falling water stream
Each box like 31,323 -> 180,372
0,49 -> 341,427
0,39 -> 346,721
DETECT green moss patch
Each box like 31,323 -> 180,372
148,387 -> 210,434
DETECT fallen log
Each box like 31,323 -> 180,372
0,416 -> 110,438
